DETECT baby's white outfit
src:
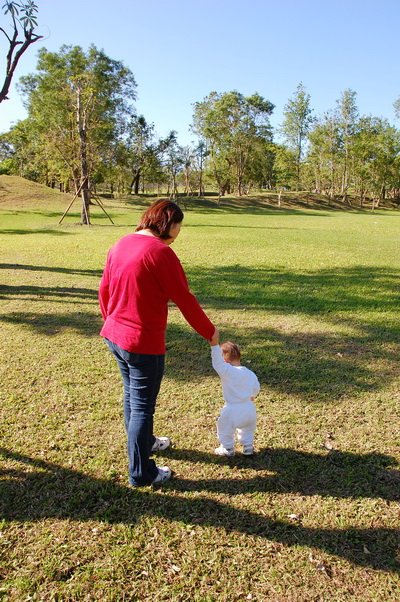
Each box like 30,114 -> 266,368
211,345 -> 260,451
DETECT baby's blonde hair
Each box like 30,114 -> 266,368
221,341 -> 241,362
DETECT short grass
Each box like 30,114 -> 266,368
0,176 -> 399,601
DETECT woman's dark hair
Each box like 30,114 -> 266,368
136,199 -> 184,239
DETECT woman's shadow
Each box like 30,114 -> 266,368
0,446 -> 398,573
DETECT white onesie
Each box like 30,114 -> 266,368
211,345 -> 260,449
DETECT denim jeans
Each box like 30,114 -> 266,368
105,339 -> 165,486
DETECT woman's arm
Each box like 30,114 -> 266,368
158,247 -> 216,340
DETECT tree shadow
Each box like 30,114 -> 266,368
2,263 -> 399,400
0,228 -> 72,236
0,310 -> 101,337
162,447 -> 400,502
0,284 -> 98,302
0,263 -> 102,277
122,196 -> 331,216
165,317 -> 398,401
0,447 -> 398,572
187,264 -> 400,313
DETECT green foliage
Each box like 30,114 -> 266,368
192,90 -> 274,195
281,82 -> 314,189
15,44 -> 137,190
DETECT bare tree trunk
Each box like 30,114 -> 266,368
130,170 -> 141,194
198,167 -> 204,197
76,86 -> 90,225
0,20 -> 42,104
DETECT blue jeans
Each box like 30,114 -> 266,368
105,339 -> 165,486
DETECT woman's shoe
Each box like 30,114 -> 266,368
151,436 -> 171,452
152,466 -> 172,484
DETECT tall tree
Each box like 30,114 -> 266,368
0,1 -> 42,103
336,89 -> 358,199
353,116 -> 400,204
307,111 -> 340,199
281,82 -> 313,190
19,45 -> 136,223
192,140 -> 208,196
127,115 -> 155,194
161,132 -> 184,199
126,117 -> 176,195
192,90 -> 274,195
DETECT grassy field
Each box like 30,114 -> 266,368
0,176 -> 399,601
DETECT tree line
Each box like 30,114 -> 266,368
1,9 -> 400,223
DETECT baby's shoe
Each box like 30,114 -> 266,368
242,445 -> 254,455
215,444 -> 235,456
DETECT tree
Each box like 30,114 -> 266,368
0,1 -> 42,103
246,138 -> 275,190
126,117 -> 176,195
127,115 -> 155,194
192,90 -> 274,196
336,89 -> 358,199
352,116 -> 400,205
281,82 -> 313,190
161,132 -> 184,199
272,144 -> 297,193
19,45 -> 136,223
307,111 -> 341,200
191,140 -> 208,196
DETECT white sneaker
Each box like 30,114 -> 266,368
214,445 -> 235,457
243,445 -> 254,455
151,436 -> 171,452
152,466 -> 172,484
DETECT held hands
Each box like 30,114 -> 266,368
209,327 -> 220,346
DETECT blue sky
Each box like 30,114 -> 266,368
1,0 -> 400,144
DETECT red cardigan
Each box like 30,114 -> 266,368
99,233 -> 215,354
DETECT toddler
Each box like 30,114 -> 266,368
211,341 -> 260,456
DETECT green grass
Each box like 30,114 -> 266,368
0,176 -> 399,600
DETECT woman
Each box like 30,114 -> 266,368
99,199 -> 218,487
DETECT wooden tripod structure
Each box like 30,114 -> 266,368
58,181 -> 115,226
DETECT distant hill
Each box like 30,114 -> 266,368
0,175 -> 69,210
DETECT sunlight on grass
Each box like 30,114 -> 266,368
0,188 -> 399,600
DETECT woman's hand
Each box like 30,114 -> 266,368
209,327 -> 220,346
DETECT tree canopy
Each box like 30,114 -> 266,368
17,44 -> 137,223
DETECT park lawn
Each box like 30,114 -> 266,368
0,181 -> 399,601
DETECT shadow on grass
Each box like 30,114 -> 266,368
122,195 -> 333,216
0,284 -> 98,302
187,264 -> 400,313
163,447 -> 400,502
0,447 -> 398,572
166,315 -> 398,401
1,263 -> 399,400
0,263 -> 102,277
0,310 -> 101,336
0,228 -> 73,236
